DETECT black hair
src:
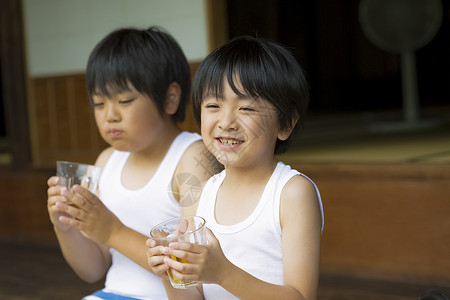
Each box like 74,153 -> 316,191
192,35 -> 310,154
86,26 -> 190,122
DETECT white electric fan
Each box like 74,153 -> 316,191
359,0 -> 443,132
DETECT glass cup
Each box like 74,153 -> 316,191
56,160 -> 102,206
150,216 -> 206,289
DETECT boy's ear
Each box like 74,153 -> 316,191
164,82 -> 181,115
278,117 -> 299,141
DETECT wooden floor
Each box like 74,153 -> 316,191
0,240 -> 103,299
1,240 -> 449,300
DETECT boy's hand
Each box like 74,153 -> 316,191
146,217 -> 190,279
55,184 -> 122,245
47,176 -> 74,232
162,228 -> 232,285
146,238 -> 170,278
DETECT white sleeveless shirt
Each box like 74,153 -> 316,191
196,161 -> 324,300
99,132 -> 201,299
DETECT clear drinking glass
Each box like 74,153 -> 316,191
56,160 -> 102,206
150,216 -> 206,289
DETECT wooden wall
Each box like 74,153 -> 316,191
296,163 -> 450,286
0,169 -> 54,243
28,74 -> 106,168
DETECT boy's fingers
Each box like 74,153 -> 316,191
172,218 -> 189,236
48,186 -> 61,198
47,176 -> 60,186
146,239 -> 156,247
163,256 -> 180,268
147,245 -> 167,259
169,240 -> 203,254
71,185 -> 98,205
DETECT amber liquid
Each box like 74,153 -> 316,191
167,256 -> 199,288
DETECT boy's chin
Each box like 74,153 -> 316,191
217,157 -> 238,168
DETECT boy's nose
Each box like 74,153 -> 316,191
218,111 -> 238,131
106,104 -> 120,122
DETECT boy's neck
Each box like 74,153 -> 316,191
121,125 -> 181,190
130,123 -> 181,163
214,158 -> 278,226
223,158 -> 278,186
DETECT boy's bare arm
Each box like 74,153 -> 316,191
279,175 -> 322,300
50,147 -> 153,277
53,224 -> 111,283
47,178 -> 111,283
56,183 -> 155,274
175,140 -> 222,209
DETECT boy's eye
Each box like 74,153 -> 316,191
205,103 -> 219,109
92,102 -> 104,108
119,99 -> 134,104
240,107 -> 256,112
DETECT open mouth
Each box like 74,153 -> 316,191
218,138 -> 243,146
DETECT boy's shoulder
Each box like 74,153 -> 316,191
283,174 -> 316,196
277,162 -> 318,205
178,139 -> 223,178
276,162 -> 314,188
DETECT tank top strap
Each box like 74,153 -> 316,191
154,132 -> 202,183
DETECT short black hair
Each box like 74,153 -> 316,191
192,35 -> 310,154
86,26 -> 190,122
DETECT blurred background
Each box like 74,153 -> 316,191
1,0 -> 449,299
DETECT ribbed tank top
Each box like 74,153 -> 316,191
196,161 -> 324,300
99,132 -> 201,299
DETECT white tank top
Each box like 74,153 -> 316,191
196,161 -> 324,300
99,132 -> 201,299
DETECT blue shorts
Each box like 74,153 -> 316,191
82,290 -> 143,300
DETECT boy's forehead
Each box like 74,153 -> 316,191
203,82 -> 250,100
214,75 -> 249,97
201,72 -> 272,106
94,82 -> 135,96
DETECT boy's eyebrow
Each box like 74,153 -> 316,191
203,92 -> 223,100
204,92 -> 255,101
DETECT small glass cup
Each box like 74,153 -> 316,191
56,160 -> 102,206
150,216 -> 206,289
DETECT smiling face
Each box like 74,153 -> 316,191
92,84 -> 169,153
200,79 -> 286,169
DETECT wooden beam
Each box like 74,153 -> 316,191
204,0 -> 229,52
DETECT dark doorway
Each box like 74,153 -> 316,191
225,0 -> 450,114
0,69 -> 6,137
0,0 -> 31,170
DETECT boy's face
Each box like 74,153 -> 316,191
200,80 -> 282,168
92,85 -> 168,153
